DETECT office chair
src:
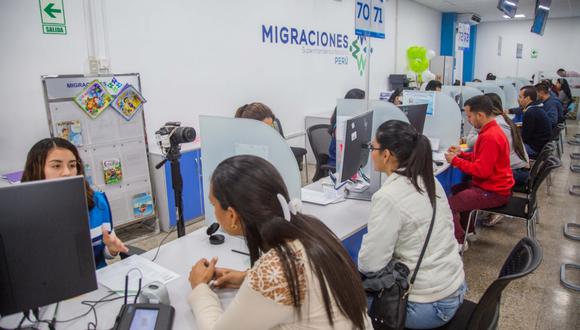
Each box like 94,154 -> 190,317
307,124 -> 335,182
273,118 -> 308,179
426,237 -> 543,330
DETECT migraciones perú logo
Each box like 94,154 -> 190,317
349,37 -> 371,76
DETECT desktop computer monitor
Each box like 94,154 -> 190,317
0,176 -> 97,316
398,104 -> 428,134
339,111 -> 373,186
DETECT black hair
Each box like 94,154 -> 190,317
464,95 -> 494,116
375,120 -> 436,207
534,82 -> 550,94
22,137 -> 95,209
486,73 -> 496,80
211,155 -> 368,329
388,88 -> 403,104
485,93 -> 527,162
520,85 -> 538,102
425,80 -> 442,91
329,88 -> 366,135
557,78 -> 572,101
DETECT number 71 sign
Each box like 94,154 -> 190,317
354,0 -> 385,39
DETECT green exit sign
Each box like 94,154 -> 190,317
39,0 -> 67,35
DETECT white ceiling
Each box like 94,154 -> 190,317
413,0 -> 580,22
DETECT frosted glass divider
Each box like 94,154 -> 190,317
200,115 -> 301,226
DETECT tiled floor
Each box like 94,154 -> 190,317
118,121 -> 580,329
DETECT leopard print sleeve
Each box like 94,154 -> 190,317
247,246 -> 306,306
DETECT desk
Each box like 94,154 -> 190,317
0,164 -> 457,329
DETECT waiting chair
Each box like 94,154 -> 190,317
550,123 -> 565,159
431,237 -> 543,330
273,118 -> 308,179
307,124 -> 335,182
464,156 -> 561,247
512,141 -> 556,195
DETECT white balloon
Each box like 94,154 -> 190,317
427,49 -> 436,60
422,70 -> 436,82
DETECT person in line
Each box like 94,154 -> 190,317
518,86 -> 552,158
187,155 -> 370,329
446,96 -> 514,245
555,78 -> 573,115
485,93 -> 530,186
21,137 -> 128,269
425,80 -> 442,91
557,68 -> 580,78
234,102 -> 275,127
328,88 -> 365,168
358,120 -> 466,329
535,82 -> 563,128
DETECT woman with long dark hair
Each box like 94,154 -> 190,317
485,93 -> 529,186
21,138 -> 128,269
556,78 -> 573,114
358,120 -> 465,329
187,155 -> 370,329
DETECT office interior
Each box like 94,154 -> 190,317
1,1 -> 579,329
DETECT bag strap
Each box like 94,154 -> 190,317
408,200 -> 436,287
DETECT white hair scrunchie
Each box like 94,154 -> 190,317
276,193 -> 303,221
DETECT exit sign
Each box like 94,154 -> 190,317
39,0 -> 67,35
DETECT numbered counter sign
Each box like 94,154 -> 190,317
354,0 -> 385,39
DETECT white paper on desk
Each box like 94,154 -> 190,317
432,151 -> 445,162
96,255 -> 179,295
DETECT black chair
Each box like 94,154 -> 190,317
512,141 -> 556,195
464,156 -> 561,246
273,118 -> 308,178
307,124 -> 335,182
550,123 -> 565,159
432,237 -> 543,330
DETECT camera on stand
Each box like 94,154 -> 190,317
155,122 -> 196,238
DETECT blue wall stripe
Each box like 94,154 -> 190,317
440,13 -> 457,56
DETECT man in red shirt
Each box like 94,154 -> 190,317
446,95 -> 514,245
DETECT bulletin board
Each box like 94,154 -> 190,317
42,73 -> 155,228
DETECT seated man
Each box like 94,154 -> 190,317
535,82 -> 563,128
518,86 -> 552,158
446,95 -> 514,245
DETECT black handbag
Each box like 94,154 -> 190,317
361,202 -> 437,330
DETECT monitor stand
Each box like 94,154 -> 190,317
345,169 -> 382,201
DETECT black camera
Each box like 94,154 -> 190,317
155,122 -> 196,155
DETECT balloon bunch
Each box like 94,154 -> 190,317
406,46 -> 436,85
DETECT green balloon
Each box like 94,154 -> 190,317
406,46 -> 429,74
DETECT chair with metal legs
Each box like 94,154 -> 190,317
461,156 -> 561,253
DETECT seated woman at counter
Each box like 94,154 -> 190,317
21,137 -> 128,269
358,120 -> 466,329
187,155 -> 370,329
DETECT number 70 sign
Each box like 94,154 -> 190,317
354,0 -> 385,39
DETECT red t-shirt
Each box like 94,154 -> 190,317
452,120 -> 514,196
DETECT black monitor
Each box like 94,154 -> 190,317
531,0 -> 551,36
339,111 -> 373,185
398,104 -> 428,134
388,74 -> 408,90
0,176 -> 97,316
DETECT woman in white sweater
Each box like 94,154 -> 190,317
188,155 -> 371,330
358,120 -> 466,329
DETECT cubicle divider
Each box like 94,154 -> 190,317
466,82 -> 508,110
200,116 -> 301,226
441,85 -> 483,137
423,92 -> 462,152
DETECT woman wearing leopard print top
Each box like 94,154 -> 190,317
187,155 -> 371,329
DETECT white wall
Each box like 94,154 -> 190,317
0,0 -> 441,172
474,17 -> 580,81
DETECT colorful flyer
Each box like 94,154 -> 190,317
102,158 -> 123,185
74,80 -> 113,119
56,120 -> 83,146
111,84 -> 146,121
132,193 -> 154,218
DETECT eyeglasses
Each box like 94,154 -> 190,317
362,143 -> 384,151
